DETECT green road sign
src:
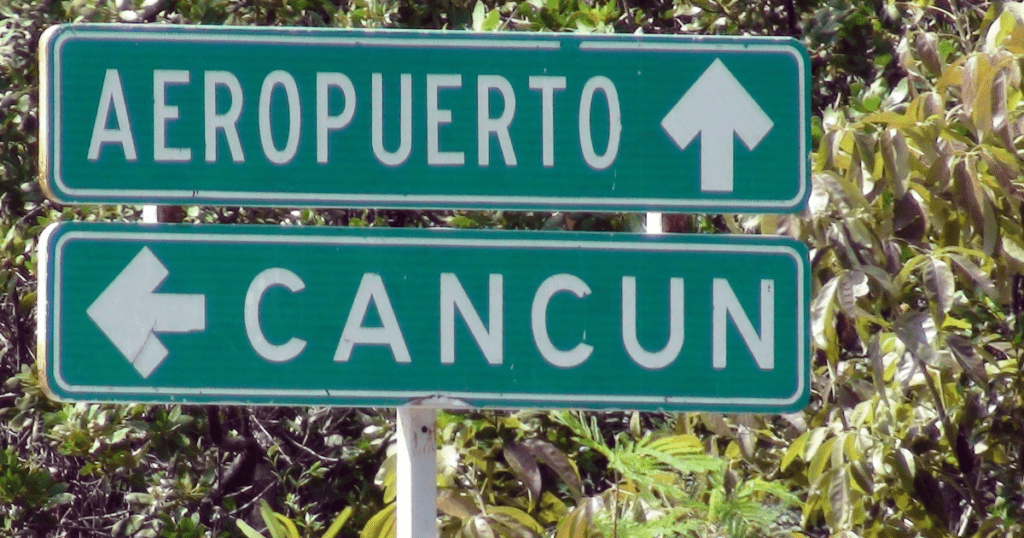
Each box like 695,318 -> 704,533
40,24 -> 809,213
39,222 -> 809,412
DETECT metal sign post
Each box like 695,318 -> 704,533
396,406 -> 438,538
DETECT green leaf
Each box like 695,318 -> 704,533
939,39 -> 955,61
946,334 -> 988,386
487,506 -> 544,537
522,439 -> 582,500
482,8 -> 501,31
237,520 -> 268,538
471,0 -> 486,31
880,129 -> 910,198
811,278 -> 839,351
803,427 -> 830,463
361,503 -> 396,538
849,460 -> 874,495
125,492 -> 155,505
953,157 -> 992,252
1001,234 -> 1024,272
894,448 -> 916,494
273,514 -> 301,538
259,501 -> 286,538
448,215 -> 478,229
463,515 -> 497,538
503,442 -> 542,501
837,270 -> 869,317
646,434 -> 703,457
947,253 -> 996,299
915,32 -> 942,73
781,431 -> 808,471
555,497 -> 602,538
868,335 -> 892,408
965,54 -> 994,136
438,489 -> 480,519
110,428 -> 130,444
922,257 -> 955,315
43,492 -> 75,509
862,110 -> 915,128
828,467 -> 852,529
378,455 -> 397,504
536,492 -> 568,527
320,507 -> 353,538
808,437 -> 836,484
913,468 -> 949,529
893,311 -> 937,365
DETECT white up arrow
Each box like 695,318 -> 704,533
86,247 -> 206,378
661,59 -> 774,193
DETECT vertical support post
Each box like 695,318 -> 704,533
396,406 -> 438,538
647,212 -> 662,234
142,205 -> 158,224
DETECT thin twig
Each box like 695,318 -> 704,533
284,433 -> 340,463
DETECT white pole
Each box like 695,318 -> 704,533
396,406 -> 438,538
142,205 -> 158,224
647,212 -> 662,234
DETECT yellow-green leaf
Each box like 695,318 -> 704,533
260,502 -> 285,538
237,520 -> 268,538
554,497 -> 602,538
438,489 -> 480,519
809,437 -> 836,484
646,434 -> 703,456
487,506 -> 544,536
273,514 -> 301,538
828,467 -> 852,529
781,431 -> 808,471
862,111 -> 916,129
321,507 -> 353,538
361,503 -> 396,538
1003,235 -> 1024,271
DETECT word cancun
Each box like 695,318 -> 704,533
86,69 -> 624,169
243,270 -> 777,370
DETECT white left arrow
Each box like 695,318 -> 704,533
86,247 -> 206,378
661,58 -> 774,193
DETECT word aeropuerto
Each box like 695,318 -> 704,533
88,69 -> 622,170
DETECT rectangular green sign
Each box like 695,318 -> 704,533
39,222 -> 809,412
40,24 -> 809,212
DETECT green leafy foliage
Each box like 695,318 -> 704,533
0,446 -> 72,522
778,4 -> 1024,536
236,500 -> 352,538
551,412 -> 797,538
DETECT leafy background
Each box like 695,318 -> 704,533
2,0 -> 1024,537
